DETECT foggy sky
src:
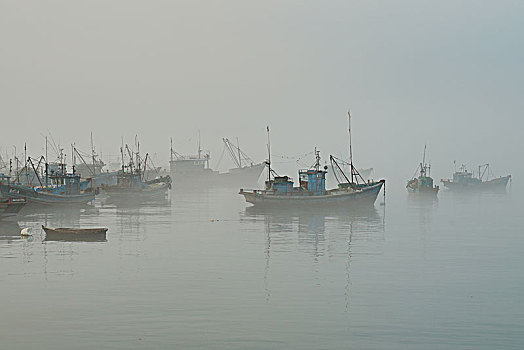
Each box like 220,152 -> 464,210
1,1 -> 523,185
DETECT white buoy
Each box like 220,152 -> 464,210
20,227 -> 32,236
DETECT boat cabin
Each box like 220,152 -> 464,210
298,169 -> 327,195
419,176 -> 434,188
116,171 -> 143,188
47,163 -> 67,176
453,170 -> 480,185
265,176 -> 294,193
169,154 -> 210,174
44,173 -> 82,195
262,149 -> 328,195
264,169 -> 327,195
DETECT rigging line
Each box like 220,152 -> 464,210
410,164 -> 420,180
215,142 -> 226,169
223,138 -> 241,168
146,157 -> 161,177
45,131 -> 61,159
270,151 -> 314,160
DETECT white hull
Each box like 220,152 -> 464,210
172,163 -> 265,188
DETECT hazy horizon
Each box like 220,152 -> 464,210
2,1 -> 522,184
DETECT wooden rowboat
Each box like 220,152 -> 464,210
42,225 -> 108,242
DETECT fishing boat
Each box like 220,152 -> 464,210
102,143 -> 171,199
169,136 -> 264,188
0,196 -> 26,219
103,172 -> 171,199
240,151 -> 384,207
216,138 -> 265,186
42,225 -> 107,242
441,164 -> 511,191
0,160 -> 95,206
406,146 -> 439,196
72,136 -> 119,188
240,113 -> 385,208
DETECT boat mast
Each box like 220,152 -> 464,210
24,143 -> 28,184
422,144 -> 426,167
314,148 -> 320,172
348,110 -> 354,183
136,137 -> 140,174
45,136 -> 49,187
421,144 -> 427,177
237,137 -> 242,168
121,137 -> 125,173
59,148 -> 65,175
267,126 -> 271,183
170,138 -> 173,163
198,130 -> 201,159
90,132 -> 97,175
71,143 -> 75,174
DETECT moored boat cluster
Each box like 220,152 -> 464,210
0,112 -> 512,232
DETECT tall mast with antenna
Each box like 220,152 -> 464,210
24,143 -> 28,184
45,136 -> 49,187
267,126 -> 271,184
71,143 -> 76,174
348,110 -> 354,183
314,147 -> 320,172
121,137 -> 124,173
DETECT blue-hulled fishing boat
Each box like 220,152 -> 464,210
0,159 -> 95,205
406,145 -> 439,196
239,151 -> 384,207
240,114 -> 385,208
102,144 -> 171,200
102,170 -> 171,199
72,142 -> 119,188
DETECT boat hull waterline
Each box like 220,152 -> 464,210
240,181 -> 384,208
441,175 -> 511,191
1,184 -> 95,205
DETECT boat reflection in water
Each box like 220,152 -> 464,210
243,206 -> 385,252
102,192 -> 171,209
242,205 -> 385,306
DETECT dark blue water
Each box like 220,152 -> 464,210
0,186 -> 522,349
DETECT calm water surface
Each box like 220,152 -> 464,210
0,185 -> 522,349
